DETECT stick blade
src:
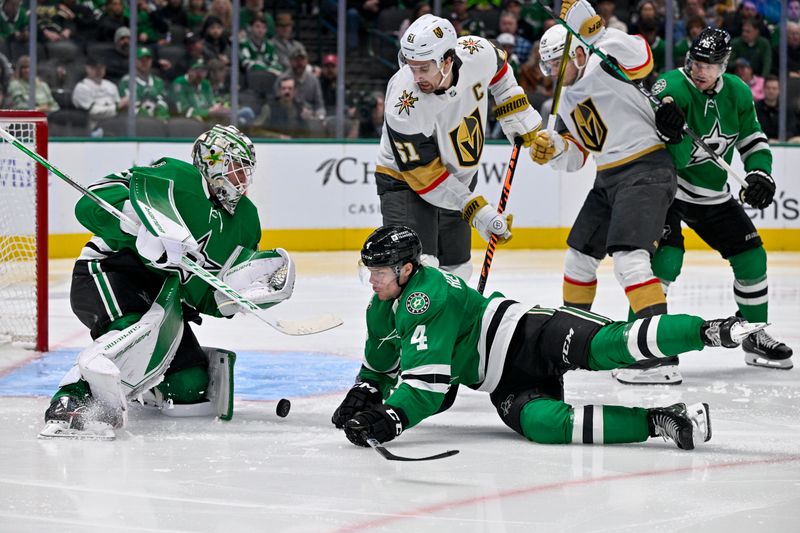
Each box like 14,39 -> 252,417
268,314 -> 344,336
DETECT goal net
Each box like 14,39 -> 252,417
0,111 -> 48,351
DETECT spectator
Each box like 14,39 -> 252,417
318,53 -> 338,115
730,19 -> 771,77
172,59 -> 219,120
207,0 -> 233,31
723,0 -> 768,39
343,1 -> 394,48
135,0 -> 169,45
498,11 -> 532,63
734,57 -> 764,101
0,0 -> 29,48
105,26 -> 132,83
162,31 -> 205,82
240,0 -> 275,39
0,51 -> 13,106
156,0 -> 189,29
674,16 -> 706,67
449,0 -> 485,37
774,21 -> 800,77
118,47 -> 170,119
496,33 -> 520,77
201,15 -> 231,65
639,17 -> 665,74
790,0 -> 800,23
255,77 -> 308,137
271,12 -> 303,70
755,75 -> 799,141
96,0 -> 129,43
356,91 -> 384,139
37,0 -> 95,44
186,0 -> 207,34
596,0 -> 627,33
398,2 -> 431,39
628,0 -> 663,37
7,55 -> 60,113
275,43 -> 326,122
240,14 -> 282,74
72,56 -> 124,132
517,41 -> 552,113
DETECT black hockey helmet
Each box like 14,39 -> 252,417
688,27 -> 732,67
361,225 -> 423,271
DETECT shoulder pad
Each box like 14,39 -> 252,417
598,28 -> 650,69
396,267 -> 446,321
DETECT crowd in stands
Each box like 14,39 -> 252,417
0,0 -> 798,140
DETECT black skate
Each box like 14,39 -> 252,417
39,396 -> 122,440
648,402 -> 711,451
743,329 -> 793,370
701,317 -> 767,348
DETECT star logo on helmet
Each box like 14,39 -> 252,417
395,90 -> 419,116
204,151 -> 223,165
405,292 -> 430,315
459,38 -> 483,54
688,120 -> 737,167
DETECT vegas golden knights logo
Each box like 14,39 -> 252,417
433,27 -> 444,38
570,97 -> 607,152
448,107 -> 484,167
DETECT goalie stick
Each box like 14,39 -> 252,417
535,0 -> 748,188
365,437 -> 460,462
0,126 -> 342,336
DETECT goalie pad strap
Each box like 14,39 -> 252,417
493,94 -> 531,119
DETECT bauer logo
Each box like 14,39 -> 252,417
406,292 -> 430,315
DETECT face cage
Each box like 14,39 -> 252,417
208,154 -> 255,214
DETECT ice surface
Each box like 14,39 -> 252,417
0,251 -> 798,532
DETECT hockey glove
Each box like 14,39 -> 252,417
599,54 -> 629,82
462,194 -> 513,244
654,98 -> 686,144
344,405 -> 408,447
331,381 -> 383,429
530,130 -> 567,165
493,94 -> 542,147
135,225 -> 203,268
739,170 -> 776,209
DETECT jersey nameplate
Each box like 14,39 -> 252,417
570,97 -> 608,152
448,107 -> 485,167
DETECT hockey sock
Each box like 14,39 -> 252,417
587,314 -> 705,371
729,247 -> 768,322
156,365 -> 209,404
519,399 -> 649,444
51,379 -> 91,403
563,276 -> 596,310
624,279 -> 667,317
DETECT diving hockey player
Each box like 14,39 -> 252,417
617,27 -> 793,384
40,125 -> 295,440
375,13 -> 542,281
331,225 -> 766,450
529,1 -> 687,382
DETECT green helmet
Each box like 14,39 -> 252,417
192,125 -> 256,214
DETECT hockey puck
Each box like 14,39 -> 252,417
276,398 -> 291,418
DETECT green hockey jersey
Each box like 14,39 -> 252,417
652,68 -> 771,205
357,266 -> 530,428
75,157 -> 262,316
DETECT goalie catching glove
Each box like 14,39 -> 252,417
462,194 -> 513,243
214,247 -> 296,316
344,405 -> 408,446
493,94 -> 542,147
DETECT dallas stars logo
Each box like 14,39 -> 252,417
395,90 -> 418,116
155,231 -> 223,284
459,38 -> 483,54
405,292 -> 430,315
204,150 -> 223,165
687,120 -> 737,167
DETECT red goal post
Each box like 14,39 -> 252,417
0,110 -> 48,352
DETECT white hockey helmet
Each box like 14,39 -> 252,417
398,14 -> 457,70
539,24 -> 578,76
192,125 -> 256,215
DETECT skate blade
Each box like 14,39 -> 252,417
686,402 -> 712,444
730,322 -> 768,343
744,353 -> 793,370
613,367 -> 683,385
38,422 -> 116,441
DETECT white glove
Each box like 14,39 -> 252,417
136,225 -> 202,268
461,195 -> 513,243
214,248 -> 296,316
493,94 -> 542,147
120,200 -> 141,236
563,0 -> 605,45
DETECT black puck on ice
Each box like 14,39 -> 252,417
276,398 -> 291,418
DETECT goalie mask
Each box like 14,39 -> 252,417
359,225 -> 423,285
398,14 -> 457,74
192,125 -> 256,214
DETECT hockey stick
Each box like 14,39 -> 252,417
365,437 -> 460,462
535,1 -> 747,188
476,138 -> 523,295
0,126 -> 342,336
548,31 -> 573,130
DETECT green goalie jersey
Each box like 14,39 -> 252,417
358,266 -> 517,429
75,157 -> 262,316
652,68 -> 771,205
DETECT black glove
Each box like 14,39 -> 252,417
655,98 -> 686,144
599,54 -> 628,82
343,405 -> 408,447
331,381 -> 382,429
739,169 -> 776,209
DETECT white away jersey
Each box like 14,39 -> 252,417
558,28 -> 664,171
376,35 -> 521,211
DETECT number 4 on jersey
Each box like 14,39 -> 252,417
411,325 -> 428,350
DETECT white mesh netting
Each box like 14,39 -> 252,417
0,120 -> 40,347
